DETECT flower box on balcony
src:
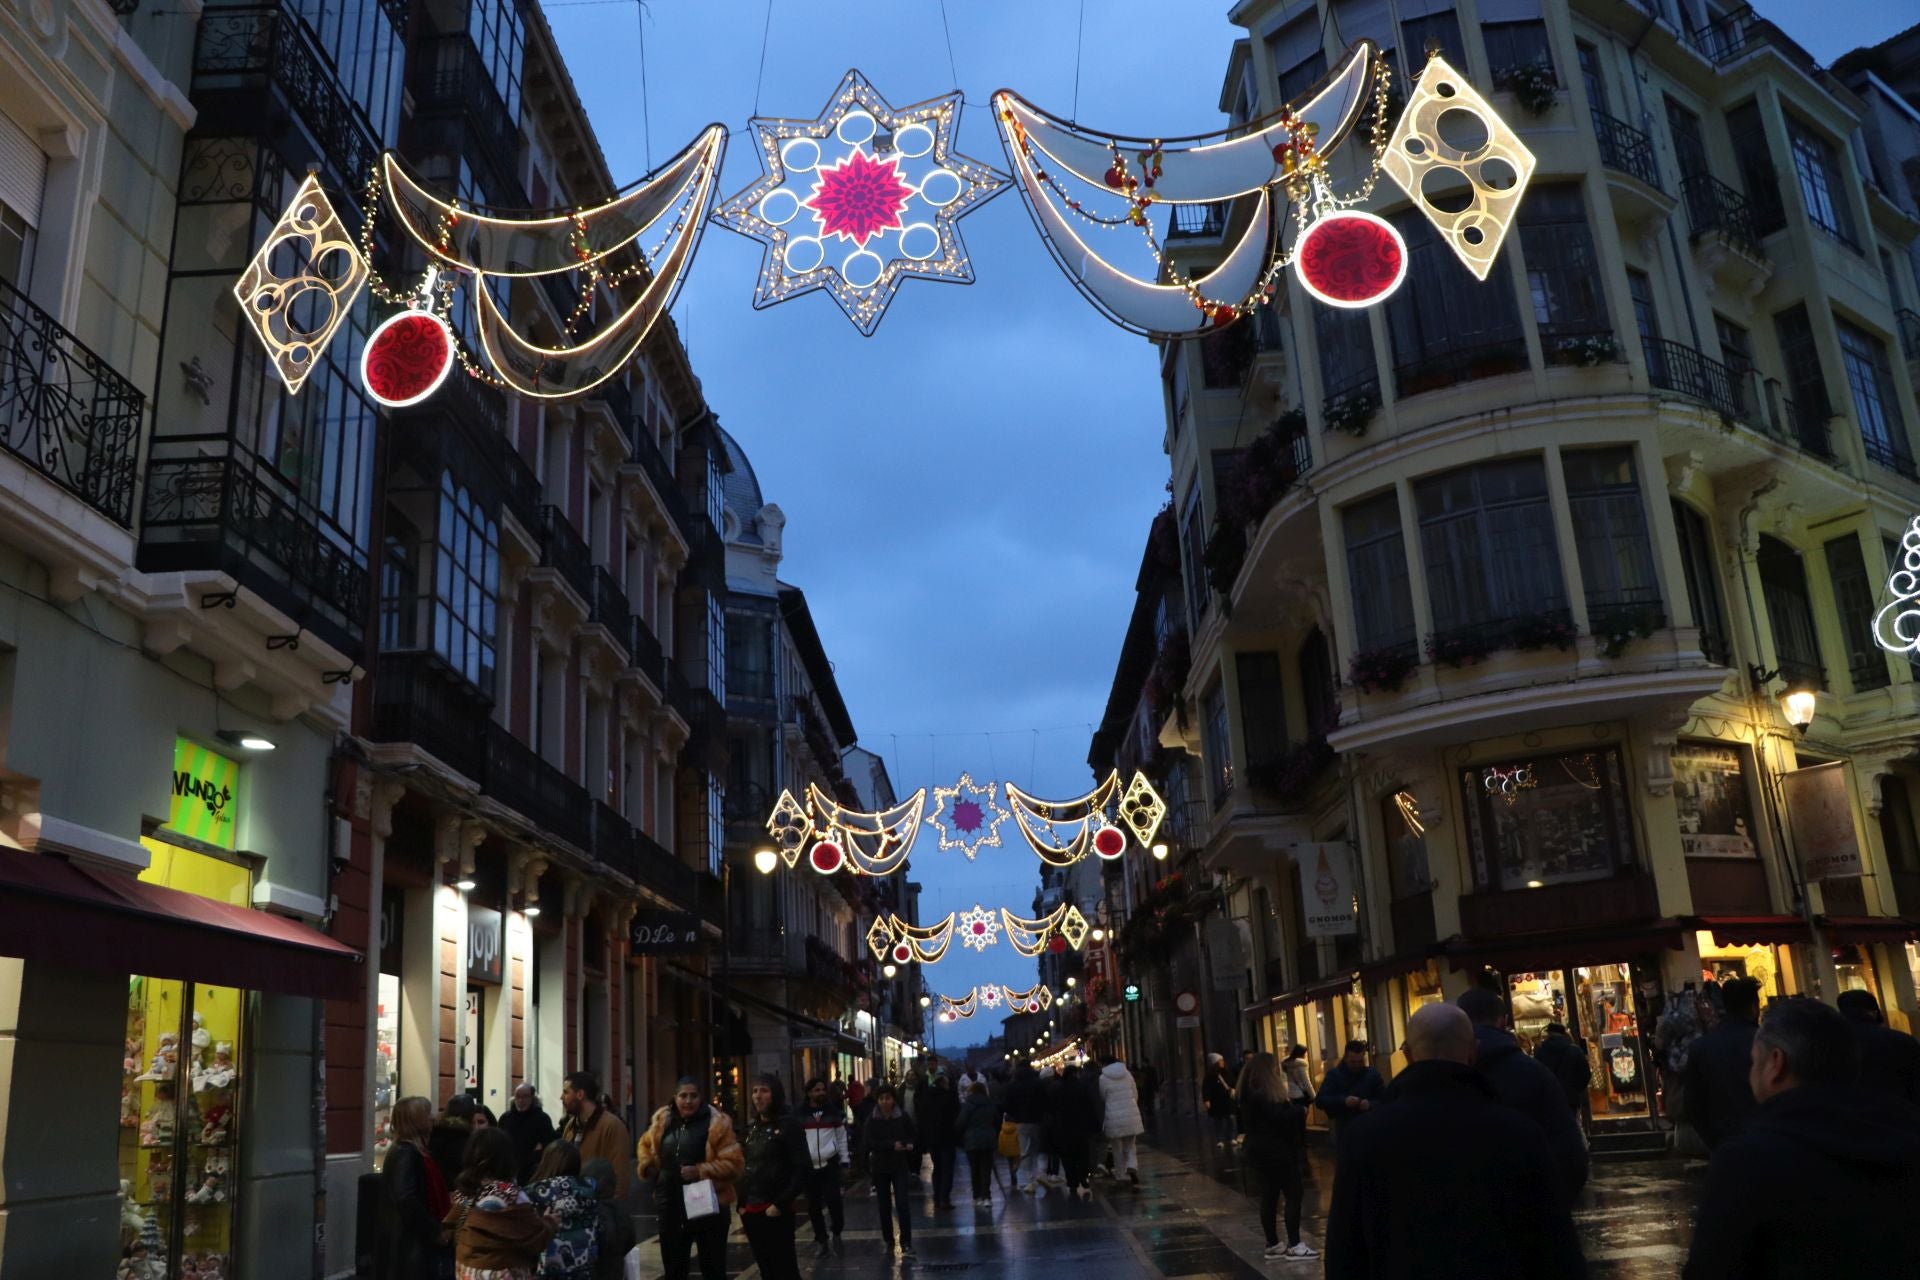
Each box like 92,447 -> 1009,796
1349,643 -> 1419,693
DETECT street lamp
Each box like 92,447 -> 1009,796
1065,976 -> 1076,987
1782,688 -> 1817,733
752,847 -> 779,875
1090,927 -> 1105,942
883,962 -> 898,979
1151,842 -> 1169,860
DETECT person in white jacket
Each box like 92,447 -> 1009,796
1098,1055 -> 1146,1183
799,1078 -> 849,1255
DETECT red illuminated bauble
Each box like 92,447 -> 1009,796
1293,210 -> 1408,309
1048,935 -> 1067,954
1027,1000 -> 1041,1013
808,840 -> 843,874
1093,826 -> 1127,860
362,309 -> 456,407
892,943 -> 913,964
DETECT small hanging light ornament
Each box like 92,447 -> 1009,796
808,838 -> 845,874
1092,822 -> 1128,861
1293,188 -> 1408,309
362,266 -> 458,408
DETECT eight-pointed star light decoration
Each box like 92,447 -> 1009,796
711,69 -> 1008,336
927,772 -> 1011,860
957,905 -> 1001,953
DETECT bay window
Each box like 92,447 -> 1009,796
1415,458 -> 1567,638
1836,318 -> 1914,476
1386,207 -> 1528,395
1824,534 -> 1889,693
1343,490 -> 1416,654
1520,184 -> 1609,357
1563,448 -> 1661,629
1786,114 -> 1857,247
1673,500 -> 1731,666
1756,535 -> 1825,690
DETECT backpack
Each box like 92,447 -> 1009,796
996,1118 -> 1021,1159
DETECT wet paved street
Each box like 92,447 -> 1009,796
627,1125 -> 1703,1278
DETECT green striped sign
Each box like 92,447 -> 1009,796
167,737 -> 240,849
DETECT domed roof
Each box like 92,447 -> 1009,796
715,423 -> 765,545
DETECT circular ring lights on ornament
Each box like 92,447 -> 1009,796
362,307 -> 457,408
1293,210 -> 1407,309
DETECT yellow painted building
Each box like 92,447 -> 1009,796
1099,0 -> 1920,1139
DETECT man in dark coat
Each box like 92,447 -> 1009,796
1532,1023 -> 1591,1116
1837,989 -> 1920,1105
1324,1003 -> 1586,1280
1685,978 -> 1762,1150
1313,1040 -> 1385,1152
1684,998 -> 1920,1279
1457,988 -> 1588,1202
498,1083 -> 557,1182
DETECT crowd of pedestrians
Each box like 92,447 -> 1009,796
367,984 -> 1920,1280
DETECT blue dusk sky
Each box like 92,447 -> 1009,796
546,0 -> 1910,1045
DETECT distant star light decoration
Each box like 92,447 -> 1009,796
712,69 -> 1008,335
927,772 -> 1011,859
958,905 -> 1001,952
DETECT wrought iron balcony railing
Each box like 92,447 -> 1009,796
1682,174 -> 1765,260
1897,309 -> 1920,363
370,650 -> 491,780
591,799 -> 700,910
590,564 -> 632,631
1644,339 -> 1835,462
1168,201 -> 1228,239
193,7 -> 380,189
537,504 -> 594,604
0,276 -> 143,526
627,613 -> 665,686
1592,110 -> 1661,191
139,438 -> 370,656
1643,336 -> 1741,420
484,719 -> 592,850
1862,435 -> 1919,481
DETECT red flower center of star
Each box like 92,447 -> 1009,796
953,799 -> 984,832
972,921 -> 986,935
805,149 -> 912,248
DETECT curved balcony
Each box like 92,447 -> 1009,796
1329,618 -> 1730,754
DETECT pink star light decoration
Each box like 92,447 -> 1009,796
805,149 -> 912,247
711,69 -> 1008,335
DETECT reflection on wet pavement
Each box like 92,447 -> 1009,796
624,1125 -> 1704,1279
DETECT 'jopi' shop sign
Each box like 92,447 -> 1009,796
167,737 -> 241,849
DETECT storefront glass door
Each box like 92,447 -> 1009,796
1505,964 -> 1649,1123
121,840 -> 248,1280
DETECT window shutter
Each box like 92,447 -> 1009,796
0,109 -> 47,227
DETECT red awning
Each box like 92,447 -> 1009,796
1445,921 -> 1686,974
1822,916 -> 1918,946
1690,915 -> 1812,948
0,852 -> 362,1000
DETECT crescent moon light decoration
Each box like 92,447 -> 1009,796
1004,772 -> 1124,867
1001,983 -> 1054,1011
1000,904 -> 1090,957
805,783 -> 928,876
992,41 -> 1395,339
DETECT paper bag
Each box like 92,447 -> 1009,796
623,1245 -> 644,1280
682,1177 -> 721,1219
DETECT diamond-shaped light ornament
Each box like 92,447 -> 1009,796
766,788 -> 814,867
1118,771 -> 1168,847
867,916 -> 898,962
1380,54 -> 1536,281
1058,906 -> 1090,951
711,69 -> 1008,336
234,174 -> 369,395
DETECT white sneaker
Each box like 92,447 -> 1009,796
1284,1244 -> 1319,1261
1263,1244 -> 1288,1259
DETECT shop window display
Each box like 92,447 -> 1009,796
372,973 -> 402,1170
1672,742 -> 1758,858
119,841 -> 248,1280
1504,963 -> 1648,1121
1461,748 -> 1635,891
1695,932 -> 1784,998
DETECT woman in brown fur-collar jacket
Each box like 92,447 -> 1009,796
443,1127 -> 554,1279
636,1077 -> 745,1280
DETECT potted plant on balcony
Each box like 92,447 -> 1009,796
1427,627 -> 1494,668
1497,60 -> 1558,116
1247,740 -> 1337,809
1204,519 -> 1249,604
1348,643 -> 1420,694
1511,610 -> 1580,652
1551,334 -> 1621,367
1322,388 -> 1380,437
1592,602 -> 1666,659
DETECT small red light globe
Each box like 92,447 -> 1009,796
1093,826 -> 1127,860
1027,1000 -> 1041,1013
808,840 -> 843,874
1294,210 -> 1408,310
1048,935 -> 1067,954
362,309 -> 456,407
892,943 -> 913,964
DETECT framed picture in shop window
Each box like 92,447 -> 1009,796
1672,741 -> 1758,858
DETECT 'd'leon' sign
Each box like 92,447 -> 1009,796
167,737 -> 241,849
629,911 -> 702,956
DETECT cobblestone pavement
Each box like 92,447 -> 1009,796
626,1123 -> 1704,1278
